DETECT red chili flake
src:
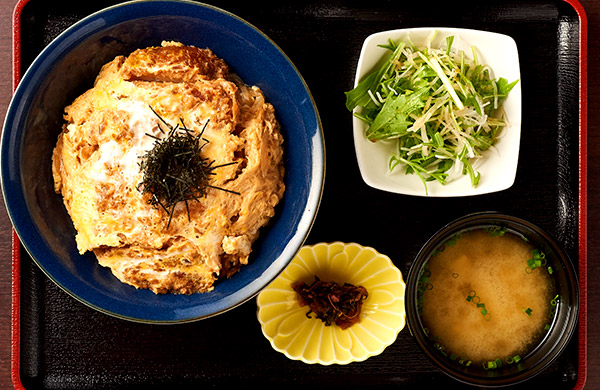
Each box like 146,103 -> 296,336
292,276 -> 369,330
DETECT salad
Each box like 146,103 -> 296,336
345,33 -> 519,194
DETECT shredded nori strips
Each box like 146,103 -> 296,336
137,106 -> 238,228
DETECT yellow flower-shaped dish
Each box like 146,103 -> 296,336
256,242 -> 406,365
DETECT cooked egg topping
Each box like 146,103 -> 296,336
52,41 -> 285,294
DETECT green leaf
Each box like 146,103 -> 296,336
344,72 -> 378,111
345,40 -> 407,111
445,36 -> 454,55
366,89 -> 427,140
497,77 -> 519,96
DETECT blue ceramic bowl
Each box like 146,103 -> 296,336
1,0 -> 324,323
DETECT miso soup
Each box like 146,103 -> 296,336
418,228 -> 556,367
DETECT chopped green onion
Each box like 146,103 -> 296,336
525,248 -> 547,273
457,354 -> 472,366
485,226 -> 507,236
466,291 -> 490,319
466,290 -> 477,302
484,359 -> 503,370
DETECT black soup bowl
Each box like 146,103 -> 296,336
405,211 -> 579,387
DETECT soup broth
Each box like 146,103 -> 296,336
419,229 -> 555,366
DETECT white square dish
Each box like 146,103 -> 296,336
351,27 -> 522,197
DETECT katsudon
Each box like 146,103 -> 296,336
52,41 -> 285,294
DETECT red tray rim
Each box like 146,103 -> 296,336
8,0 -> 589,388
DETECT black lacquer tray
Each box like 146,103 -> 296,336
11,0 -> 587,388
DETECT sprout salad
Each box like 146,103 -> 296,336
345,33 -> 519,194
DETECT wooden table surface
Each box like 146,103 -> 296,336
0,0 -> 597,388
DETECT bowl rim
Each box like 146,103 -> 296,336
1,0 -> 326,324
405,211 -> 580,387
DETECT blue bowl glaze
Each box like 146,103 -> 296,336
1,0 -> 324,323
